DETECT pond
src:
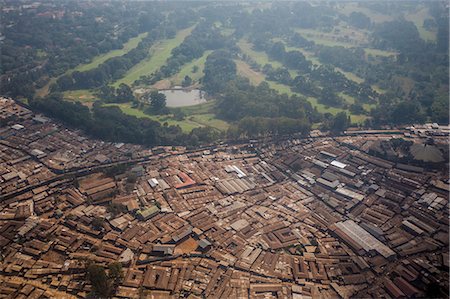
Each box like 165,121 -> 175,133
159,89 -> 206,107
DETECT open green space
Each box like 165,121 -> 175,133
103,100 -> 229,133
404,7 -> 437,42
63,89 -> 97,103
35,33 -> 147,98
235,59 -> 265,85
188,113 -> 230,131
364,48 -> 397,58
113,26 -> 195,87
337,3 -> 395,23
75,33 -> 148,72
169,50 -> 212,86
103,102 -> 203,132
238,39 -> 284,69
234,58 -> 368,124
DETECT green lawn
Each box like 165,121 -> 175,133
103,102 -> 203,132
364,48 -> 397,58
337,3 -> 394,23
404,7 -> 437,42
74,33 -> 148,72
177,100 -> 216,115
235,59 -> 265,85
295,29 -> 357,48
169,50 -> 212,85
238,39 -> 284,69
189,113 -> 230,131
35,33 -> 147,98
103,100 -> 229,133
63,89 -> 97,103
113,26 -> 195,87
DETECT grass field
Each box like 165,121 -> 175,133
169,50 -> 212,86
63,89 -> 97,103
295,29 -> 357,48
103,100 -> 229,133
364,48 -> 397,57
113,26 -> 195,87
238,39 -> 284,69
103,102 -> 203,132
337,3 -> 394,23
235,60 -> 265,85
35,33 -> 147,98
404,7 -> 437,42
75,33 -> 148,72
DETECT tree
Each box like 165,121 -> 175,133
182,75 -> 192,87
108,262 -> 124,286
149,91 -> 167,112
328,112 -> 350,133
431,95 -> 449,124
116,83 -> 135,102
86,264 -> 111,298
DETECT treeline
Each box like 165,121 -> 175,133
202,50 -> 315,138
28,94 -> 220,146
0,2 -> 167,98
135,21 -> 230,86
229,116 -> 311,138
52,29 -> 164,91
244,38 -> 377,110
0,2 -> 204,99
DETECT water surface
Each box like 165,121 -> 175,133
160,89 -> 206,107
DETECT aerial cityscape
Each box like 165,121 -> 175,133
0,0 -> 448,298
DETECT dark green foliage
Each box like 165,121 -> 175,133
86,264 -> 111,298
234,116 -> 311,138
107,203 -> 127,217
149,91 -> 167,112
85,262 -> 124,298
103,164 -> 128,177
203,50 -> 237,94
98,84 -> 136,103
431,95 -> 449,124
116,84 -> 135,102
347,12 -> 371,29
182,75 -> 192,87
322,112 -> 351,133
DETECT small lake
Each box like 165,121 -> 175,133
160,89 -> 206,107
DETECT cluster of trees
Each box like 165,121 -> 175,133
321,111 -> 351,133
1,2 -> 167,98
52,31 -> 163,91
85,262 -> 123,298
144,91 -> 167,114
28,94 -> 221,146
228,116 -> 311,138
135,22 -> 230,86
97,84 -> 136,103
202,50 -> 237,94
243,39 -> 376,110
217,79 -> 318,123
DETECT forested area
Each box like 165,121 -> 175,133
1,1 -> 448,146
28,94 -> 219,146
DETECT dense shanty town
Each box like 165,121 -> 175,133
0,97 -> 448,298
